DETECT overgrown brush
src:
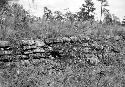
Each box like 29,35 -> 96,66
0,1 -> 125,87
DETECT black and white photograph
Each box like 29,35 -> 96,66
0,0 -> 125,87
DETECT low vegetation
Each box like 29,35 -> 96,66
0,0 -> 125,87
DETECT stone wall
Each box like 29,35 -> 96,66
0,36 -> 122,67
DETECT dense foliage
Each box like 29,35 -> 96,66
0,1 -> 125,87
77,0 -> 95,21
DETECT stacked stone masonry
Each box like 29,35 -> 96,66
0,36 -> 122,67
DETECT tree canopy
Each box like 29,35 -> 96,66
77,0 -> 96,21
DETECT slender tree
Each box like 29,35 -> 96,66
97,0 -> 109,21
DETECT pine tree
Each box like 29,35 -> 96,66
97,0 -> 109,21
77,0 -> 95,21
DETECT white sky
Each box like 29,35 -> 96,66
18,0 -> 125,21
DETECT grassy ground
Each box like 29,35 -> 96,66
0,4 -> 125,86
0,21 -> 125,87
